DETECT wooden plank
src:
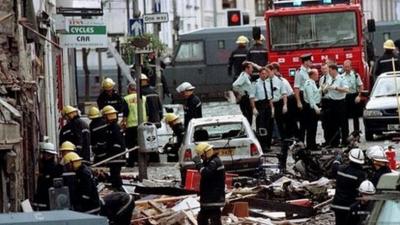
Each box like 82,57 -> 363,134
183,210 -> 197,225
149,200 -> 165,214
136,195 -> 198,206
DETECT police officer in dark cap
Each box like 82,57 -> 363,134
247,27 -> 268,81
294,53 -> 312,142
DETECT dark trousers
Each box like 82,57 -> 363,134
285,95 -> 299,139
273,100 -> 286,140
320,98 -> 330,143
239,95 -> 253,125
255,100 -> 273,151
297,92 -> 307,142
304,104 -> 319,150
197,207 -> 222,225
334,208 -> 358,225
125,126 -> 138,167
345,93 -> 362,133
109,164 -> 122,189
326,99 -> 347,147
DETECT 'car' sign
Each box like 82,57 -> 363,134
60,18 -> 107,48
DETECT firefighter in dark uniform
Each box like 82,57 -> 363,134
247,34 -> 268,80
342,60 -> 363,135
367,146 -> 392,186
250,67 -> 274,152
33,142 -> 63,211
97,78 -> 129,127
88,106 -> 108,163
349,180 -> 376,225
331,148 -> 366,225
228,36 -> 249,81
192,142 -> 225,225
163,113 -> 185,162
323,64 -> 349,147
100,192 -> 135,225
233,62 -> 254,125
102,105 -> 126,191
63,152 -> 100,214
176,82 -> 202,128
59,105 -> 91,161
294,53 -> 313,142
140,74 -> 163,128
374,39 -> 400,78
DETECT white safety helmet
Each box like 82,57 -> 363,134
366,145 -> 387,162
358,180 -> 376,195
176,82 -> 195,93
349,148 -> 365,164
40,142 -> 57,155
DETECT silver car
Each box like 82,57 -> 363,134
179,115 -> 263,179
363,72 -> 400,140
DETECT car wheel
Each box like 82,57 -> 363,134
365,130 -> 374,141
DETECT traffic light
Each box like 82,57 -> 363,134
227,10 -> 242,26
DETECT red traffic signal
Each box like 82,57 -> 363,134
227,10 -> 242,26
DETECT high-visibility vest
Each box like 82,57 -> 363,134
124,93 -> 147,128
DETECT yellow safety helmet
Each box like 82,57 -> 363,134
102,105 -> 118,115
62,152 -> 82,170
140,74 -> 149,80
60,141 -> 76,152
88,106 -> 101,119
195,142 -> 214,158
102,78 -> 115,91
236,35 -> 249,44
62,105 -> 78,115
384,39 -> 396,50
164,113 -> 179,124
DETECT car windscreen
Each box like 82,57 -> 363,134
376,200 -> 400,223
372,76 -> 400,97
192,122 -> 247,142
269,11 -> 357,51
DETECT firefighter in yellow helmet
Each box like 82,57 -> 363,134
88,106 -> 108,163
228,35 -> 249,80
97,77 -> 129,127
59,106 -> 90,161
63,152 -> 100,214
163,113 -> 185,162
102,105 -> 126,191
59,141 -> 76,158
374,39 -> 400,78
193,142 -> 225,225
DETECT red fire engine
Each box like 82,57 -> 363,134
265,0 -> 370,89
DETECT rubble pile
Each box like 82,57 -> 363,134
97,172 -> 336,225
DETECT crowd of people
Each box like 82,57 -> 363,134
31,36 -> 400,225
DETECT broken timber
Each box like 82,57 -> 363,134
231,197 -> 316,218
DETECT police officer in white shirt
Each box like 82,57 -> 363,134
233,62 -> 254,125
323,63 -> 349,147
341,60 -> 363,134
319,63 -> 332,146
294,53 -> 313,142
250,67 -> 274,152
303,69 -> 322,150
